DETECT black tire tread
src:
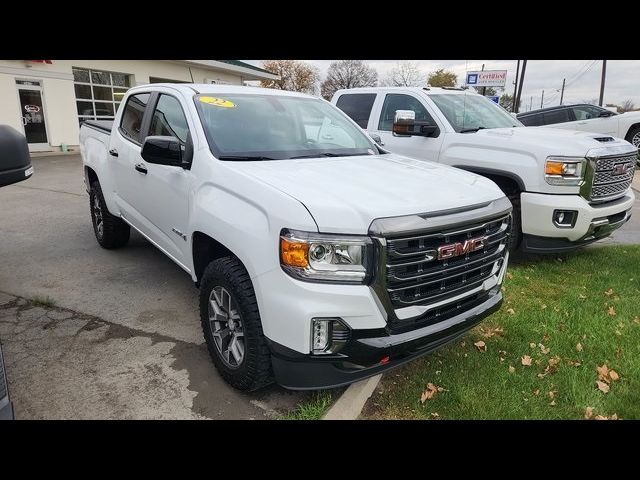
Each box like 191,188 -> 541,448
508,194 -> 522,254
90,180 -> 130,249
199,257 -> 273,391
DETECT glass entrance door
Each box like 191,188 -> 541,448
17,87 -> 49,150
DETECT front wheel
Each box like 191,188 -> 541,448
507,194 -> 522,254
199,257 -> 273,391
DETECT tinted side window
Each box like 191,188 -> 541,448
572,105 -> 602,120
378,94 -> 435,131
335,94 -> 376,128
542,109 -> 571,125
519,114 -> 542,126
149,94 -> 190,143
120,93 -> 150,143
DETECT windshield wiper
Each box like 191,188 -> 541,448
459,126 -> 487,133
290,152 -> 368,159
218,155 -> 278,161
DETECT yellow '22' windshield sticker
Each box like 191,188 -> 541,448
199,96 -> 236,108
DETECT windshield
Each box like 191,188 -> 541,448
193,93 -> 377,160
428,93 -> 522,132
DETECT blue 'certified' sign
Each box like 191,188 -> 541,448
466,73 -> 478,85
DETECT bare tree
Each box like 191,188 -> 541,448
499,93 -> 521,112
320,60 -> 378,100
260,60 -> 320,94
427,69 -> 458,88
620,99 -> 636,112
382,61 -> 426,87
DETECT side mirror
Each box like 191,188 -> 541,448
369,133 -> 385,146
392,110 -> 438,137
141,135 -> 191,168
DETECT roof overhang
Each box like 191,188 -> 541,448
180,60 -> 279,81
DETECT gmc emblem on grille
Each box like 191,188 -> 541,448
612,163 -> 630,176
437,236 -> 487,260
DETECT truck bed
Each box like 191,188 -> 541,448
82,119 -> 114,134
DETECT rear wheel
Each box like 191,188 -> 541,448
625,126 -> 640,166
89,180 -> 130,249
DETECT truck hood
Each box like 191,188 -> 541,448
473,126 -> 634,156
228,154 -> 504,234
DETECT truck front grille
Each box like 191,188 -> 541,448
384,213 -> 510,312
587,153 -> 637,202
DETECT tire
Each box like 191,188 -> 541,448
89,180 -> 130,249
199,257 -> 273,391
507,194 -> 522,255
625,126 -> 640,166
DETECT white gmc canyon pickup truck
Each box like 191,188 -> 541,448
80,84 -> 511,391
332,87 -> 638,253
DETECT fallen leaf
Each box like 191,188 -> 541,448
521,355 -> 532,366
576,343 -> 583,352
533,389 -> 540,396
550,400 -> 556,406
529,342 -> 536,349
611,414 -> 618,420
548,357 -> 560,367
579,294 -> 587,299
539,343 -> 550,355
609,370 -> 620,381
547,390 -> 557,399
508,366 -> 515,373
541,304 -> 547,310
597,364 -> 610,383
543,334 -> 551,342
506,308 -> 515,315
474,341 -> 487,352
596,381 -> 610,394
506,272 -> 513,280
634,317 -> 640,325
595,415 -> 608,420
460,341 -> 466,347
420,383 -> 440,403
604,288 -> 614,297
615,330 -> 622,336
585,407 -> 594,419
430,412 -> 440,418
537,373 -> 546,379
608,306 -> 616,316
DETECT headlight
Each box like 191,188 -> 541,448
544,157 -> 586,186
280,229 -> 373,284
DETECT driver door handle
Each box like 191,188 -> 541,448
109,148 -> 119,157
134,163 -> 148,175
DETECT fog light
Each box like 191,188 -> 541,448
553,209 -> 577,228
311,318 -> 350,354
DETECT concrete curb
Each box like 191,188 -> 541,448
322,374 -> 382,420
30,150 -> 80,158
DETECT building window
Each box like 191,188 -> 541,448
73,67 -> 132,125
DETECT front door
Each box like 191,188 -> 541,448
17,84 -> 50,151
373,92 -> 445,162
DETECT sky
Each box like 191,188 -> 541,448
244,60 -> 640,111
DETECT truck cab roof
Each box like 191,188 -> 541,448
127,83 -> 318,100
333,86 -> 478,97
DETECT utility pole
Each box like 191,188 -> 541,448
481,64 -> 486,96
515,60 -> 527,113
540,90 -> 544,108
530,96 -> 533,111
599,60 -> 607,106
559,78 -> 565,105
512,60 -> 520,112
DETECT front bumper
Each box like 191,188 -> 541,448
269,291 -> 502,390
520,190 -> 634,253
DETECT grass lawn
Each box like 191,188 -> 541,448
363,245 -> 640,420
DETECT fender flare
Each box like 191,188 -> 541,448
451,165 -> 526,192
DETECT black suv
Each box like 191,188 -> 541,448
516,103 -> 616,127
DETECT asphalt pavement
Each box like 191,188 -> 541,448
0,154 -> 304,419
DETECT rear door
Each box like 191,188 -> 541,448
109,92 -> 152,224
370,92 -> 445,162
558,105 -> 619,136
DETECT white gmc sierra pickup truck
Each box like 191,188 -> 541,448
332,87 -> 637,253
80,84 -> 511,391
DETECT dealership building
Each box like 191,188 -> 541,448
0,60 -> 277,152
